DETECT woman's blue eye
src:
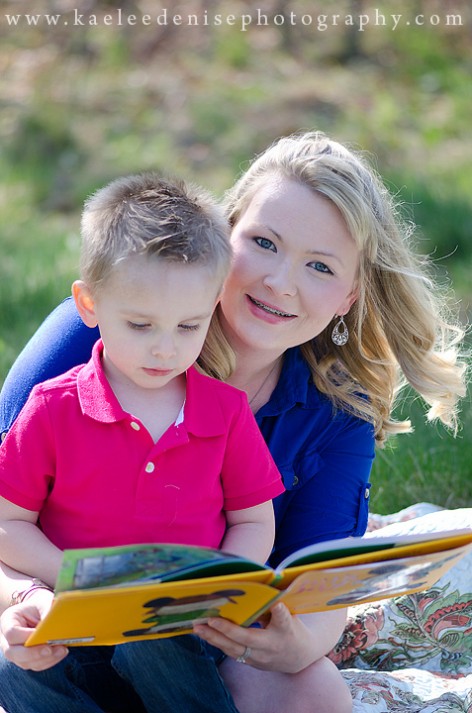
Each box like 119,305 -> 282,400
255,237 -> 276,252
309,261 -> 332,274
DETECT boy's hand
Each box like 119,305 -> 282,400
0,591 -> 68,671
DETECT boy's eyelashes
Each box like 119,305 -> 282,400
127,321 -> 150,330
126,321 -> 200,332
179,323 -> 200,332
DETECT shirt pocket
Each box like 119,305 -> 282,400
353,481 -> 371,536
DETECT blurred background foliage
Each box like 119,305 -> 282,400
0,0 -> 471,512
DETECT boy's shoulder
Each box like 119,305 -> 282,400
187,366 -> 249,412
185,367 -> 254,437
31,363 -> 85,400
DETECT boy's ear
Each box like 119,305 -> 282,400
72,280 -> 98,328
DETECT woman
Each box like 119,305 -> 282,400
0,132 -> 466,713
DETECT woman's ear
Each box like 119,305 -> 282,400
72,280 -> 98,328
338,288 -> 358,317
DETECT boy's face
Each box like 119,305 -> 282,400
74,255 -> 220,391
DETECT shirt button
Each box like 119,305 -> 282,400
130,421 -> 140,431
292,476 -> 299,486
364,488 -> 370,499
0,432 -> 7,443
145,462 -> 155,474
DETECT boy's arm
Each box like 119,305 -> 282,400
0,561 -> 45,613
0,497 -> 63,588
221,501 -> 275,564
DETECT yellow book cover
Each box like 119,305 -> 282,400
26,529 -> 472,647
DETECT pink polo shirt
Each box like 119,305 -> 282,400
0,340 -> 284,551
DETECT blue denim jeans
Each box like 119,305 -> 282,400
0,635 -> 239,713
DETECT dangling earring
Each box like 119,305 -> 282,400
331,315 -> 349,346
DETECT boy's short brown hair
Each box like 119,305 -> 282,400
80,173 -> 231,291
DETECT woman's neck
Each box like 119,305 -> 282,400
227,348 -> 284,413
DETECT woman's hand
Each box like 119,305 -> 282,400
194,602 -> 324,674
0,590 -> 68,671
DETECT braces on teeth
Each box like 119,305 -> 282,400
252,298 -> 293,317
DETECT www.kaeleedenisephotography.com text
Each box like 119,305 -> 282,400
1,7 -> 465,32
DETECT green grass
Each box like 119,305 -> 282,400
369,385 -> 472,514
0,179 -> 80,372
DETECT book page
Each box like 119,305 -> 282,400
56,542 -> 269,592
276,528 -> 472,572
276,544 -> 472,613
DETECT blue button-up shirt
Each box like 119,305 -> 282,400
256,347 -> 375,567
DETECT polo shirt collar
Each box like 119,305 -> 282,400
77,339 -> 126,422
77,340 -> 229,437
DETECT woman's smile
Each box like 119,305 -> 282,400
246,295 -> 298,321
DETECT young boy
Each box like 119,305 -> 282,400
0,173 -> 284,594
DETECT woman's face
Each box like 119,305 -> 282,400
219,175 -> 360,358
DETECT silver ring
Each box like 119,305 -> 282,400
236,646 -> 251,664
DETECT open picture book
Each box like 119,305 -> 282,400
26,527 -> 472,647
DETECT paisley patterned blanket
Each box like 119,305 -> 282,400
333,504 -> 472,712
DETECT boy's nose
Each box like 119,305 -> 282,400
151,335 -> 176,360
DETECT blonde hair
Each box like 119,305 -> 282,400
201,131 -> 467,445
80,173 -> 231,291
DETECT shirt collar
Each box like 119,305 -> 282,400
77,339 -> 127,422
256,346 -> 322,419
77,340 -> 228,437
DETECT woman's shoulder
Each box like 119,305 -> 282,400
269,347 -> 347,414
284,348 -> 373,420
262,347 -> 374,452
